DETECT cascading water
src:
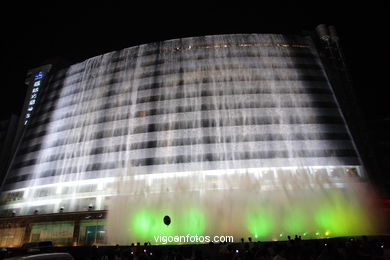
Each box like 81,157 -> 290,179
103,34 -> 380,244
2,34 -> 381,245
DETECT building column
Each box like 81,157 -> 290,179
22,222 -> 32,244
72,219 -> 80,246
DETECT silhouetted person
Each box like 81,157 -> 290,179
248,236 -> 255,250
113,244 -> 120,259
90,245 -> 99,260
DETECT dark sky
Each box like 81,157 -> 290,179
1,2 -> 388,122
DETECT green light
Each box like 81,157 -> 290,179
283,207 -> 306,234
131,209 -> 176,241
180,208 -> 205,235
315,191 -> 372,236
124,187 -> 377,244
246,209 -> 274,237
131,210 -> 156,240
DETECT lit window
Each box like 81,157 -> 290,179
33,81 -> 40,87
32,87 -> 39,93
29,99 -> 36,105
27,106 -> 33,111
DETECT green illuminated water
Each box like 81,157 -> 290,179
107,172 -> 379,244
101,35 -> 381,245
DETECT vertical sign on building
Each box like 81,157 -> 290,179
24,71 -> 44,125
21,65 -> 52,128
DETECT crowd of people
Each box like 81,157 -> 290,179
79,235 -> 389,260
1,235 -> 388,260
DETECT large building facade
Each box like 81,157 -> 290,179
0,33 -> 371,246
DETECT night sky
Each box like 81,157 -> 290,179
1,3 -> 387,120
1,3 -> 388,189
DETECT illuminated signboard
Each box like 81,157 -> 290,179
24,71 -> 44,125
34,71 -> 43,81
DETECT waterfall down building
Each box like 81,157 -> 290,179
0,33 -> 378,247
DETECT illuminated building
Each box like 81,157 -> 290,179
0,31 -> 375,247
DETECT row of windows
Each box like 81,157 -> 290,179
0,191 -> 24,203
136,64 -> 321,81
30,82 -> 331,128
24,99 -> 337,140
46,60 -> 321,104
136,73 -> 324,92
13,144 -> 128,170
134,100 -> 337,118
121,63 -> 323,84
129,132 -> 351,150
31,184 -> 102,198
36,81 -> 331,128
6,148 -> 358,184
135,55 -> 317,74
25,96 -> 337,133
63,55 -> 319,84
12,132 -> 351,170
23,109 -> 341,148
131,149 -> 358,166
132,116 -> 344,134
19,114 -> 344,154
37,76 -> 327,123
18,115 -> 343,154
136,87 -> 331,104
40,69 -> 326,117
6,161 -> 118,184
140,41 -> 310,57
5,174 -> 28,184
52,47 -> 315,83
4,164 -> 357,203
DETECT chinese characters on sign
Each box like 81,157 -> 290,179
24,72 -> 43,125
